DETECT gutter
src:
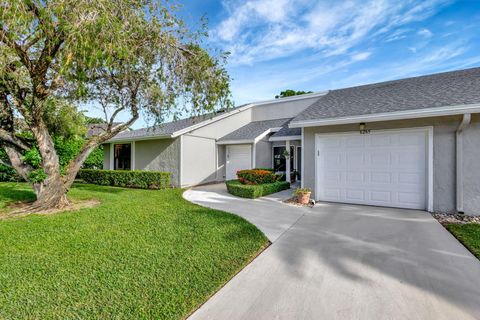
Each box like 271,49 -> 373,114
456,113 -> 471,213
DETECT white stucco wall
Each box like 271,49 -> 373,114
181,135 -> 218,187
302,114 -> 480,215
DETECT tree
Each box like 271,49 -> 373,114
275,89 -> 313,99
0,0 -> 231,211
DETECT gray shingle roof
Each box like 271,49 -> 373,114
108,110 -> 236,142
271,123 -> 301,138
292,67 -> 480,123
218,118 -> 292,142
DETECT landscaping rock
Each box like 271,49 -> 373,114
432,213 -> 480,225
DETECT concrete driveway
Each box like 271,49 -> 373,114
184,184 -> 480,320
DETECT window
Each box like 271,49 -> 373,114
273,146 -> 294,172
114,144 -> 131,170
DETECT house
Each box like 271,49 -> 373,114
103,67 -> 480,215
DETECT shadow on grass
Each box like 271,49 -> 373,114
0,184 -> 36,206
72,183 -> 126,194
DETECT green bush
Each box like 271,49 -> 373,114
237,169 -> 278,185
78,169 -> 171,189
226,180 -> 290,199
253,168 -> 274,172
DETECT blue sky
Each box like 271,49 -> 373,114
102,0 -> 480,128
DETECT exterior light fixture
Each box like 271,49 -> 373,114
359,122 -> 370,134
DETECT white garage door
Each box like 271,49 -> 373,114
316,129 -> 428,210
226,145 -> 252,180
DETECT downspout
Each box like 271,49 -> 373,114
456,113 -> 471,213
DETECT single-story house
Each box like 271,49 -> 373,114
104,67 -> 480,215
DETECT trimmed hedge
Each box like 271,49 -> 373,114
78,169 -> 170,189
226,180 -> 290,199
237,169 -> 278,185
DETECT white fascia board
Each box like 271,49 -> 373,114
289,104 -> 480,128
216,139 -> 254,145
269,135 -> 302,142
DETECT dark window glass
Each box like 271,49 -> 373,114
114,144 -> 131,170
273,146 -> 295,172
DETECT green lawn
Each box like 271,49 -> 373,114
0,183 -> 268,319
445,223 -> 480,259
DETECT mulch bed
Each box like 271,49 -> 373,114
432,213 -> 480,225
283,197 -> 315,208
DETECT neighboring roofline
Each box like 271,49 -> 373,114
289,103 -> 480,128
269,135 -> 302,142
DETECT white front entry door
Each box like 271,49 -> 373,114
315,129 -> 428,210
226,145 -> 252,180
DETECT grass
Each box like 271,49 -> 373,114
445,223 -> 480,259
0,182 -> 268,319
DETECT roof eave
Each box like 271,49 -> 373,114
289,103 -> 480,128
216,139 -> 254,145
269,135 -> 302,142
106,134 -> 173,143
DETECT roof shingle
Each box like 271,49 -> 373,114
218,118 -> 292,142
292,67 -> 480,123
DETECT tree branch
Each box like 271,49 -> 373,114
0,129 -> 31,152
0,25 -> 33,72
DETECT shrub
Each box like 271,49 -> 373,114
236,169 -> 278,185
253,168 -> 274,172
226,180 -> 290,199
293,187 -> 312,196
78,169 -> 170,189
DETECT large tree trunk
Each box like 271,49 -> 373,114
28,120 -> 70,211
29,177 -> 69,211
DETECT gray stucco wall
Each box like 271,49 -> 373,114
255,139 -> 272,168
217,145 -> 226,181
302,115 -> 480,215
251,97 -> 320,121
103,144 -> 110,170
463,114 -> 480,214
134,138 -> 181,186
181,135 -> 218,187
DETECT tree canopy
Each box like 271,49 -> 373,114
0,0 -> 232,211
275,89 -> 313,99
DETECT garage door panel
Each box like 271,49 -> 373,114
226,145 -> 252,180
346,171 -> 365,183
370,190 -> 392,202
346,136 -> 365,147
346,189 -> 366,201
371,172 -> 392,184
316,129 -> 427,210
370,135 -> 391,147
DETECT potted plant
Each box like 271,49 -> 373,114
294,187 -> 312,204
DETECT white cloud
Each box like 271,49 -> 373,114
418,28 -> 433,37
351,52 -> 372,61
409,47 -> 417,53
214,0 -> 452,65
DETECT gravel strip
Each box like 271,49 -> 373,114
432,213 -> 480,225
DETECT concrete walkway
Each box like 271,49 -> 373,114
184,184 -> 480,320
